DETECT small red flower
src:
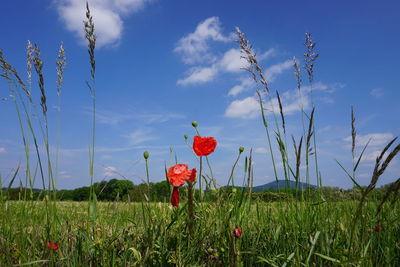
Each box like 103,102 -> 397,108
193,136 -> 217,156
374,225 -> 382,232
167,164 -> 196,207
46,241 -> 60,251
231,227 -> 242,238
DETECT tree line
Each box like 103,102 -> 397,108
2,178 -> 398,202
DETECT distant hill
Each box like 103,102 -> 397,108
252,180 -> 317,192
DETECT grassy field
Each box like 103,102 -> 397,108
1,3 -> 400,266
1,198 -> 399,266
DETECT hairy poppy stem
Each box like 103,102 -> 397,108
187,182 -> 194,237
199,156 -> 203,201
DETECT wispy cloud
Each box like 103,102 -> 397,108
370,88 -> 384,98
59,170 -> 72,178
264,59 -> 293,82
125,128 -> 158,145
55,0 -> 153,48
0,147 -> 5,153
227,77 -> 254,96
344,132 -> 395,162
344,133 -> 394,148
177,66 -> 218,85
103,166 -> 117,177
174,17 -> 232,64
175,17 -> 275,86
92,109 -> 184,125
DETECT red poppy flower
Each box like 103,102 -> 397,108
231,227 -> 242,238
374,225 -> 382,232
193,136 -> 217,156
167,164 -> 193,187
167,164 -> 196,207
46,241 -> 60,251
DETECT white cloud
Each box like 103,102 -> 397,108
177,66 -> 218,85
224,96 -> 260,119
228,77 -> 253,96
104,166 -> 117,177
225,81 -> 338,119
370,88 -> 384,98
343,133 -> 395,162
0,147 -> 5,153
126,128 -> 158,145
175,18 -> 276,86
254,147 -> 268,154
174,17 -> 231,64
218,48 -> 248,73
55,0 -> 152,48
344,133 -> 394,148
265,59 -> 293,82
59,170 -> 72,178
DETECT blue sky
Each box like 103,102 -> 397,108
0,0 -> 399,189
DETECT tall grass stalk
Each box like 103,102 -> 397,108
304,32 -> 321,189
55,42 -> 66,192
236,27 -> 293,190
84,2 -> 98,220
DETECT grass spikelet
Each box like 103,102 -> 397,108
32,44 -> 47,116
306,107 -> 315,154
236,27 -> 269,93
0,49 -> 31,101
351,106 -> 356,158
26,40 -> 33,86
84,2 -> 96,83
276,90 -> 286,135
56,42 -> 66,96
304,32 -> 319,85
293,57 -> 302,91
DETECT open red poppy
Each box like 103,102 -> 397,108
193,136 -> 217,156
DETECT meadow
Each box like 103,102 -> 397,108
1,3 -> 400,266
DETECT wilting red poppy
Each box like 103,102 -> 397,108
193,136 -> 217,156
231,227 -> 242,238
46,241 -> 60,251
374,225 -> 382,232
167,164 -> 196,207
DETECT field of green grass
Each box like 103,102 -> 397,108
1,198 -> 399,266
1,3 -> 400,266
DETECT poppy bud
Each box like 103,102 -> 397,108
191,121 -> 198,128
171,187 -> 180,207
231,227 -> 242,238
239,147 -> 245,153
143,151 -> 149,159
184,134 -> 188,140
